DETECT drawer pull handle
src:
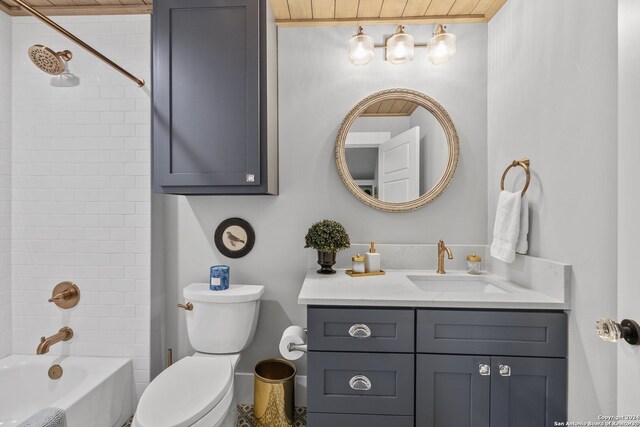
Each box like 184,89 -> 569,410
499,364 -> 511,376
349,375 -> 372,391
478,364 -> 491,376
348,324 -> 371,338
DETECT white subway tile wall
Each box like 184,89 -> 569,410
0,11 -> 12,359
11,15 -> 151,397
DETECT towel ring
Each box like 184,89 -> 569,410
500,158 -> 530,197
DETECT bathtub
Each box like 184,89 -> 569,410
0,354 -> 134,427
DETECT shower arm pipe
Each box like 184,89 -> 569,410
13,0 -> 145,87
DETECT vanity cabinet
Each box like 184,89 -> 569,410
415,309 -> 567,426
416,355 -> 567,427
152,0 -> 278,195
307,307 -> 415,426
306,306 -> 567,427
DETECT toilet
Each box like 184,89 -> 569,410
133,283 -> 264,427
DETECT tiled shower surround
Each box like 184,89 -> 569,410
8,15 -> 151,397
0,12 -> 12,359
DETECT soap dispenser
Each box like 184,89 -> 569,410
365,242 -> 381,273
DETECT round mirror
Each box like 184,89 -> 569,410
336,89 -> 460,212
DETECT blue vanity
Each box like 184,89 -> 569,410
298,250 -> 570,427
305,306 -> 566,426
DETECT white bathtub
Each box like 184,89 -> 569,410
0,354 -> 134,427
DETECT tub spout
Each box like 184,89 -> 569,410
37,327 -> 73,355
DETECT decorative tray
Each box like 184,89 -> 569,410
345,269 -> 386,277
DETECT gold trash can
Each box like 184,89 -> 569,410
254,358 -> 296,427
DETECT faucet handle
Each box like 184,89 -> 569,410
49,282 -> 80,309
40,336 -> 46,344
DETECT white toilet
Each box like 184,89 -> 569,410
133,283 -> 264,427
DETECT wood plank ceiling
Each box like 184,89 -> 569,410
0,0 -> 508,24
0,0 -> 151,16
272,0 -> 508,26
361,99 -> 419,117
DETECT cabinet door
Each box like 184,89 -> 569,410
153,0 -> 261,189
416,354 -> 491,427
490,357 -> 567,427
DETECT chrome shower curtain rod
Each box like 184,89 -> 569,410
13,0 -> 145,87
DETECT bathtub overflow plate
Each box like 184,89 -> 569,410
48,364 -> 63,380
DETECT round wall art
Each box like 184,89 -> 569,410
214,218 -> 255,258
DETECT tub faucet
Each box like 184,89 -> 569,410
37,327 -> 73,355
437,240 -> 454,274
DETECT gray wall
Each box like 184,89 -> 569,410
487,0 -> 618,419
345,147 -> 377,180
161,23 -> 488,376
617,0 -> 640,413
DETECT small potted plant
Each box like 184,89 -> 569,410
304,220 -> 351,274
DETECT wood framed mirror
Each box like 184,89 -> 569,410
336,88 -> 460,212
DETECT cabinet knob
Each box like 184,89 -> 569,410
349,375 -> 372,391
478,364 -> 491,376
348,323 -> 372,338
499,364 -> 511,376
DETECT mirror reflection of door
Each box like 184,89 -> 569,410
378,127 -> 420,202
344,100 -> 449,203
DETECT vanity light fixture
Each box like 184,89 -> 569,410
347,24 -> 457,66
348,26 -> 375,66
386,25 -> 415,64
427,24 -> 457,65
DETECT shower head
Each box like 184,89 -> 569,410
27,45 -> 72,75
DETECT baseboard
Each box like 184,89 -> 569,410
235,372 -> 307,406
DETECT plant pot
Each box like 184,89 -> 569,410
317,251 -> 337,275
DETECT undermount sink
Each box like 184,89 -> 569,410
407,275 -> 508,294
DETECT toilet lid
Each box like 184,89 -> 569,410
135,356 -> 233,427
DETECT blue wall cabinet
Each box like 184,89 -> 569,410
152,0 -> 278,195
306,307 -> 567,426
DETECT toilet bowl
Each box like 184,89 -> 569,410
133,284 -> 264,427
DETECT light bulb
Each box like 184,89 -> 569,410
386,26 -> 414,65
427,24 -> 456,65
348,27 -> 374,66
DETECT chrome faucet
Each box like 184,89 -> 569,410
437,240 -> 453,274
37,327 -> 73,355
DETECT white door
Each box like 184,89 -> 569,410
377,127 -> 420,202
617,0 -> 640,412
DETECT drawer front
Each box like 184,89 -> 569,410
308,352 -> 414,415
417,310 -> 567,357
307,413 -> 413,427
308,307 -> 414,353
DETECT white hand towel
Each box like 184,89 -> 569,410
515,196 -> 529,254
491,190 -> 521,263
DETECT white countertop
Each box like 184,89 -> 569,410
297,269 -> 568,310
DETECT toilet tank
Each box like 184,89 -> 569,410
182,283 -> 264,354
